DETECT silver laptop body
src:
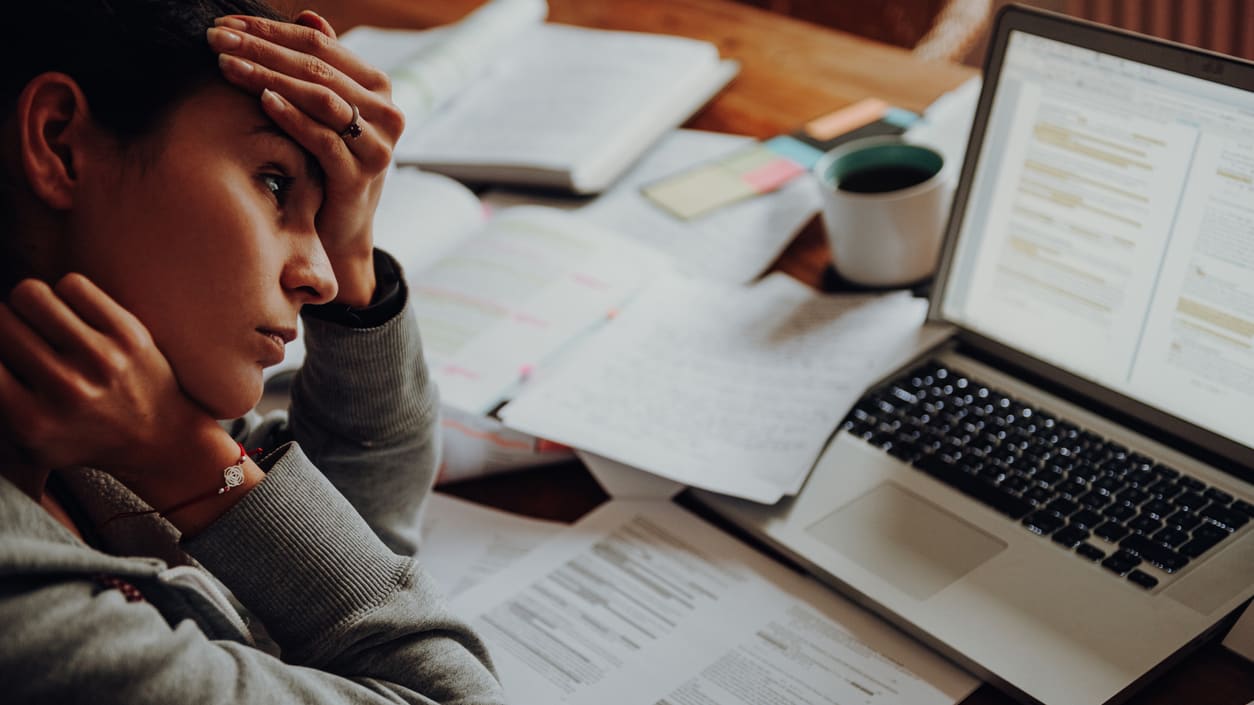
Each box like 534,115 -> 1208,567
695,6 -> 1254,704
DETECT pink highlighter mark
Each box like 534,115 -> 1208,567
512,311 -> 550,328
442,364 -> 480,380
573,273 -> 610,290
742,158 -> 805,193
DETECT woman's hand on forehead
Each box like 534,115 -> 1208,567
208,10 -> 406,308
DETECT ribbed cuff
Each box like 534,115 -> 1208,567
183,446 -> 411,651
295,283 -> 437,444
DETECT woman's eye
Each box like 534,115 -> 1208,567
260,173 -> 294,207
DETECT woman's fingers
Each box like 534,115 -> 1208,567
294,9 -> 337,40
0,302 -> 68,392
5,279 -> 101,355
214,15 -> 392,101
210,33 -> 401,172
258,86 -> 393,175
52,273 -> 151,352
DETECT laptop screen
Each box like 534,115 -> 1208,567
940,30 -> 1254,451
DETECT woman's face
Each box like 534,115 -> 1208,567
66,81 -> 335,419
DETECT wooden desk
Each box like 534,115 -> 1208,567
302,1 -> 1253,702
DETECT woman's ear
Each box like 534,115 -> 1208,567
15,72 -> 97,211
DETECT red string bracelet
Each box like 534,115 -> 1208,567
103,442 -> 251,525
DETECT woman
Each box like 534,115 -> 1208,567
0,1 -> 504,702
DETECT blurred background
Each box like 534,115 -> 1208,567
732,0 -> 1254,65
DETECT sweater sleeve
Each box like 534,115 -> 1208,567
288,249 -> 438,557
0,456 -> 503,704
183,450 -> 502,702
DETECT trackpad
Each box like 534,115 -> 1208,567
806,483 -> 1007,600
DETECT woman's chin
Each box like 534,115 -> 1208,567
193,374 -> 265,421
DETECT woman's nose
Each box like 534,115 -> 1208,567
282,233 -> 339,305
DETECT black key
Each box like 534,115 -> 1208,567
1046,497 -> 1079,518
1091,476 -> 1123,495
1203,487 -> 1233,505
1151,526 -> 1189,548
1128,514 -> 1163,535
1172,491 -> 1207,512
1232,499 -> 1254,519
914,455 -> 1033,519
1127,570 -> 1159,590
1179,535 -> 1223,559
1118,487 -> 1151,506
978,465 -> 1008,484
1164,510 -> 1203,532
1075,542 -> 1106,562
1102,503 -> 1136,522
1070,509 -> 1104,530
1146,479 -> 1182,499
1057,477 -> 1090,499
1035,467 -> 1065,488
1102,551 -> 1141,576
1126,470 -> 1155,488
1200,504 -> 1249,531
1177,476 -> 1205,492
1121,534 -> 1189,573
1094,521 -> 1130,543
1152,464 -> 1180,479
1078,491 -> 1111,509
887,443 -> 921,463
1069,464 -> 1100,484
1023,486 -> 1053,507
1023,510 -> 1065,536
1141,498 -> 1173,519
1195,522 -> 1231,542
1052,525 -> 1090,548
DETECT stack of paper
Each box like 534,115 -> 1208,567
446,499 -> 980,705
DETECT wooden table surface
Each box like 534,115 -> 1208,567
300,0 -> 1254,702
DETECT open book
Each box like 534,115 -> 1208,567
340,0 -> 739,193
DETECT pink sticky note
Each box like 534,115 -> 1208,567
742,158 -> 805,193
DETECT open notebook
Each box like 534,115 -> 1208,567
340,0 -> 739,193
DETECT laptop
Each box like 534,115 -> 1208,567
693,6 -> 1254,704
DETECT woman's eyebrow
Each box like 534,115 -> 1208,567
248,124 -> 326,187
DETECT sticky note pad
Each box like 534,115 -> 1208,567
642,143 -> 807,220
642,163 -> 758,219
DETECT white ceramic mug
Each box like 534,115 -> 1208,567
813,136 -> 955,288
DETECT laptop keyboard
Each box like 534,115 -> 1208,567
841,360 -> 1254,591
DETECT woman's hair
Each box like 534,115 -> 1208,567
0,0 -> 289,291
2,0 -> 288,141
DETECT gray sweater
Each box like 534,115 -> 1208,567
0,262 -> 505,704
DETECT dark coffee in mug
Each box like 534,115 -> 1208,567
837,164 -> 936,194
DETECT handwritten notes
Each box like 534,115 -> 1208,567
416,207 -> 668,414
500,273 -> 928,503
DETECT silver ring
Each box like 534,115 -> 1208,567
340,103 -> 362,140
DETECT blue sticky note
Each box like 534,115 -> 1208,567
883,107 -> 920,128
764,135 -> 825,170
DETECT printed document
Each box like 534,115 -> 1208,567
450,499 -> 979,705
419,492 -> 563,598
500,273 -> 928,503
